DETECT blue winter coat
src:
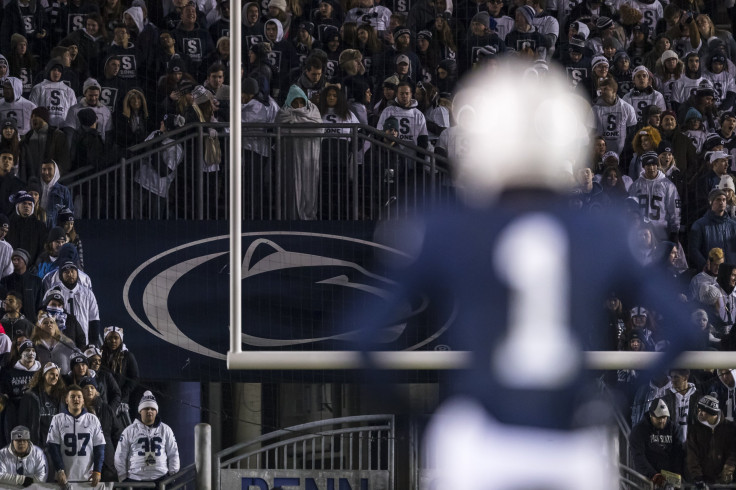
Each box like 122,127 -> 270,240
688,211 -> 736,270
44,183 -> 73,228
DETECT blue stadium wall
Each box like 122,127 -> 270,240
84,220 -> 450,383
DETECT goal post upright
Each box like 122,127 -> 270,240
228,0 -> 243,365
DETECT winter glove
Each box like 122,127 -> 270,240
90,471 -> 101,486
718,465 -> 735,484
55,469 -> 67,485
652,473 -> 666,487
21,477 -> 33,488
117,402 -> 130,415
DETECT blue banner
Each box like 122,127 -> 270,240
83,221 -> 450,381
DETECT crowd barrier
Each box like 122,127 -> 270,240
62,122 -> 454,221
17,463 -> 194,489
215,414 -> 395,490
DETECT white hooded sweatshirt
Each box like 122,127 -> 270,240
0,76 -> 36,135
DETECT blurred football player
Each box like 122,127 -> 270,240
358,60 -> 697,490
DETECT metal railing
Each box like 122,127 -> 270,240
601,382 -> 655,490
619,465 -> 653,490
214,414 -> 395,490
159,464 -> 196,490
680,486 -> 736,489
601,381 -> 634,469
23,465 -> 196,490
109,464 -> 195,489
61,122 -> 454,221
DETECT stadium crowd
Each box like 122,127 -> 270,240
3,0 -> 736,485
0,232 -> 180,485
0,246 -> 180,486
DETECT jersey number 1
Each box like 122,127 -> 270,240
491,214 -> 582,389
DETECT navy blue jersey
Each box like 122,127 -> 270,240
355,195 -> 698,430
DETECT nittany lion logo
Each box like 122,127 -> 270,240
124,232 -> 453,360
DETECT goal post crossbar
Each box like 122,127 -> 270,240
226,350 -> 736,370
